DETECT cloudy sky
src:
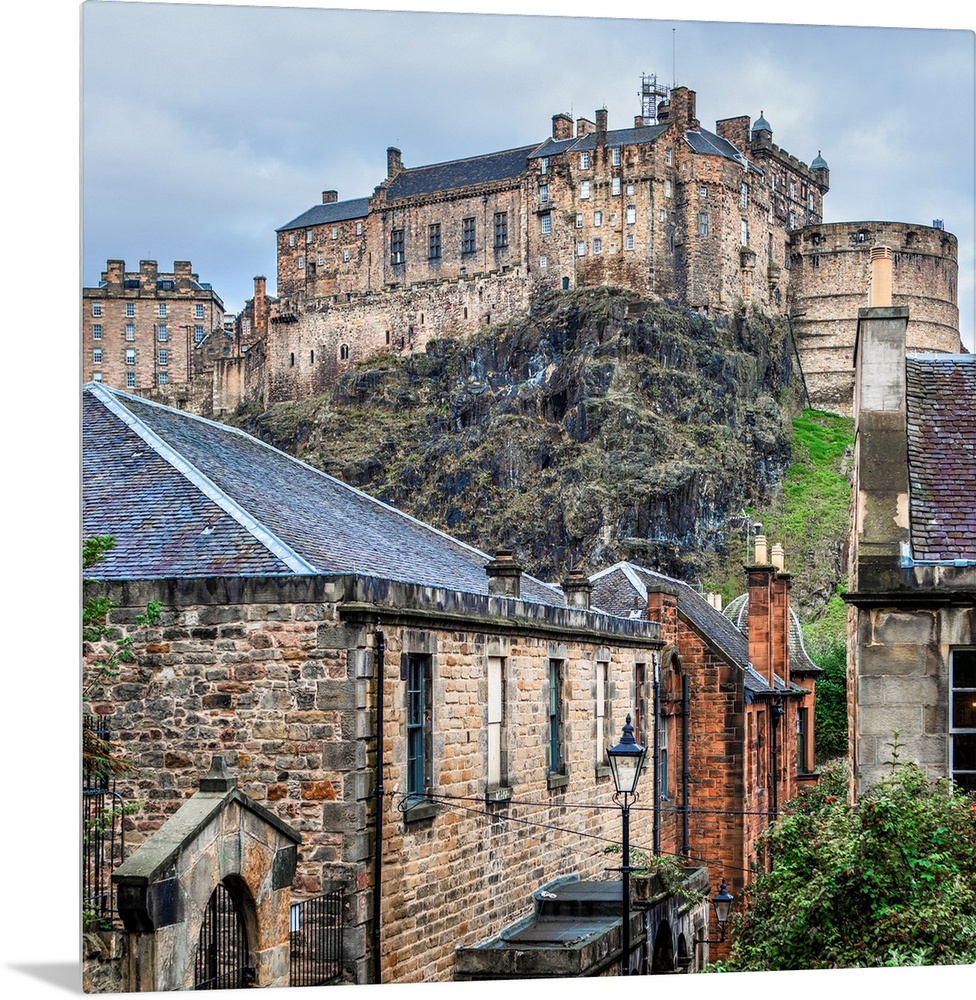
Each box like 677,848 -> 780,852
79,1 -> 975,350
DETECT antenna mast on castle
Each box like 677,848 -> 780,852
640,72 -> 669,125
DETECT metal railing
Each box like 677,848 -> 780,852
82,719 -> 125,928
289,889 -> 344,987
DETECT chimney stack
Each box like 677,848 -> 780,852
595,108 -> 608,146
576,116 -> 595,137
552,113 -> 573,141
322,190 -> 338,204
486,549 -> 523,599
771,543 -> 785,571
562,570 -> 592,609
386,147 -> 403,180
869,245 -> 893,308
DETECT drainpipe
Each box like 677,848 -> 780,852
770,701 -> 783,822
372,630 -> 385,984
681,674 -> 690,856
652,656 -> 661,856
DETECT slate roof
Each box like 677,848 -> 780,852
385,145 -> 540,201
905,354 -> 976,561
82,383 -> 564,605
588,561 -> 781,695
277,197 -> 370,233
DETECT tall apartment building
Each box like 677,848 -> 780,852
82,259 -> 225,390
268,84 -> 830,401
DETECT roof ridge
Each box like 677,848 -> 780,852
85,383 -> 318,575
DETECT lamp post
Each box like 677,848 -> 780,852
607,715 -> 647,976
693,879 -> 735,969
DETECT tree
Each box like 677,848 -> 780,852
717,757 -> 976,971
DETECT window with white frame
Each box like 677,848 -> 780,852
289,233 -> 296,247
158,303 -> 167,318
297,255 -> 305,270
92,348 -> 102,365
665,179 -> 672,198
125,348 -> 136,365
195,303 -> 204,320
626,182 -> 635,196
356,221 -> 363,236
611,177 -> 621,196
126,302 -> 135,317
580,180 -> 590,199
406,653 -> 432,805
342,249 -> 350,263
540,156 -> 549,175
317,251 -> 324,266
487,656 -> 506,789
625,234 -> 635,251
593,210 -> 602,227
194,325 -> 205,343
158,349 -> 168,366
539,254 -> 548,269
950,649 -> 976,793
626,205 -> 637,225
593,238 -> 602,254
665,147 -> 673,165
575,213 -> 584,229
789,180 -> 796,198
659,209 -> 666,222
158,325 -> 168,341
539,183 -> 549,204
580,150 -> 590,169
699,186 -> 707,198
698,211 -> 709,236
577,241 -> 586,256
158,372 -> 168,385
741,182 -> 749,209
126,372 -> 136,388
788,211 -> 795,230
92,371 -> 103,382
92,324 -> 102,340
741,219 -> 749,245
611,147 -> 620,166
595,660 -> 609,768
660,710 -> 670,799
540,213 -> 552,235
331,227 -> 338,240
125,324 -> 135,341
91,302 -> 102,317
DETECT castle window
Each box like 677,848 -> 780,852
158,349 -> 168,366
741,219 -> 750,246
665,147 -> 673,165
611,177 -> 621,196
593,237 -> 602,254
91,302 -> 102,317
494,212 -> 508,249
356,221 -> 363,236
331,226 -> 338,240
789,212 -> 796,231
125,324 -> 135,341
797,708 -> 810,774
698,211 -> 709,236
575,213 -> 583,229
699,185 -> 707,198
626,205 -> 637,225
92,324 -> 102,340
158,303 -> 167,318
595,660 -> 610,768
539,254 -> 548,269
317,252 -> 324,266
487,655 -> 507,789
158,372 -> 168,385
342,249 -> 350,263
593,210 -> 602,227
390,228 -> 405,265
462,217 -> 476,254
580,180 -> 590,199
195,303 -> 204,320
125,348 -> 136,365
626,182 -> 635,196
580,150 -> 590,169
92,371 -> 102,382
539,183 -> 549,204
577,241 -> 586,256
297,255 -> 305,270
950,649 -> 976,793
194,325 -> 205,343
126,302 -> 135,317
428,223 -> 441,259
540,213 -> 552,235
808,192 -> 815,210
625,234 -> 635,251
548,659 -> 565,775
92,348 -> 102,365
289,352 -> 295,367
406,653 -> 433,805
310,350 -> 314,363
289,233 -> 296,247
126,371 -> 135,388
789,180 -> 796,199
740,182 -> 749,209
540,156 -> 549,175
659,209 -> 666,222
611,147 -> 621,166
665,179 -> 672,198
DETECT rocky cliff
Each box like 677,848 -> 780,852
235,288 -> 819,597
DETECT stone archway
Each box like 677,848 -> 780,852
651,919 -> 675,973
194,879 -> 256,990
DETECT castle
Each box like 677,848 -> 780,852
83,79 -> 962,417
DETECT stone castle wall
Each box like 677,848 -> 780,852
790,221 -> 960,414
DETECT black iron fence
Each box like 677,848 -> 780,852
82,718 -> 125,928
289,890 -> 344,987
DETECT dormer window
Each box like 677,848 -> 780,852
580,151 -> 590,169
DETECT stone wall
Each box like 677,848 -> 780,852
85,574 -> 666,984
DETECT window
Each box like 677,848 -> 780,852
699,185 -> 707,198
125,348 -> 136,365
91,302 -> 102,317
288,233 -> 296,247
789,180 -> 796,199
158,372 -> 168,385
428,223 -> 441,259
611,177 -> 621,196
625,234 -> 635,251
356,221 -> 363,236
665,147 -> 673,165
125,324 -> 135,341
659,209 -> 666,222
158,303 -> 167,318
539,254 -> 548,269
194,325 -> 205,343
808,191 -> 815,211
540,156 -> 549,175
797,708 -> 809,774
611,147 -> 621,166
626,205 -> 637,225
92,324 -> 102,340
297,255 -> 305,270
698,211 -> 709,236
406,654 -> 432,803
342,249 -> 350,263
950,649 -> 976,793
626,182 -> 635,196
494,211 -> 508,249
593,210 -> 602,227
741,220 -> 749,246
634,663 -> 647,745
195,303 -> 204,320
331,226 -> 338,240
462,217 -> 476,254
340,344 -> 349,360
577,241 -> 586,256
664,179 -> 672,198
740,182 -> 749,209
580,180 -> 590,199
126,371 -> 136,388
660,711 -> 669,799
92,371 -> 103,382
575,213 -> 583,229
158,349 -> 168,366
595,661 -> 609,768
788,212 -> 796,230
390,228 -> 404,265
156,325 -> 167,342
539,183 -> 549,204
92,348 -> 102,364
593,238 -> 602,254
548,660 -> 564,774
487,656 -> 506,789
580,150 -> 590,169
125,302 -> 135,317
540,213 -> 552,235
317,251 -> 324,266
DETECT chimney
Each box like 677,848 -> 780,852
869,245 -> 893,308
576,116 -> 595,137
322,190 -> 338,204
552,113 -> 573,141
716,116 -> 751,150
771,543 -> 785,571
595,108 -> 608,147
562,570 -> 592,609
104,259 -> 125,290
754,534 -> 769,565
253,275 -> 267,337
174,260 -> 193,290
746,562 -> 776,689
668,87 -> 699,131
771,563 -> 792,685
634,115 -> 645,128
140,260 -> 158,290
656,101 -> 670,124
386,147 -> 403,180
646,587 -> 679,647
486,549 -> 523,599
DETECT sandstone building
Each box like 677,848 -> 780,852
82,259 -> 226,392
844,252 -> 975,795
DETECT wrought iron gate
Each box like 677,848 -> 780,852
194,882 -> 255,990
82,719 -> 124,927
289,890 -> 344,987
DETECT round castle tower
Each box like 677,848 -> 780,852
788,221 -> 960,415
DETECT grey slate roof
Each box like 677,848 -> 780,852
277,197 -> 370,233
906,354 -> 976,561
385,145 -> 540,201
588,562 -> 778,695
82,383 -> 564,605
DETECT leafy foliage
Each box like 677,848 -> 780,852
718,760 -> 976,971
803,585 -> 850,763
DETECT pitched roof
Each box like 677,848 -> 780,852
277,196 -> 370,233
82,383 -> 564,605
723,593 -> 822,680
385,145 -> 540,200
905,354 -> 976,561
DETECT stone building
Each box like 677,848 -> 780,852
589,554 -> 820,959
788,221 -> 961,414
844,252 -> 976,795
267,83 -> 830,404
82,259 -> 225,391
82,381 -> 718,986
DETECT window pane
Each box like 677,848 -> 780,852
952,650 -> 976,688
952,732 -> 976,771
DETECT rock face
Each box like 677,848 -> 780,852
239,288 -> 800,588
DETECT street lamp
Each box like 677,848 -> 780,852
607,715 -> 647,975
711,880 -> 734,941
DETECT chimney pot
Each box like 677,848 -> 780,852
754,534 -> 769,565
869,245 -> 893,307
771,543 -> 785,571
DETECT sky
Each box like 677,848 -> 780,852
79,1 -> 976,350
1,3 -> 974,1000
